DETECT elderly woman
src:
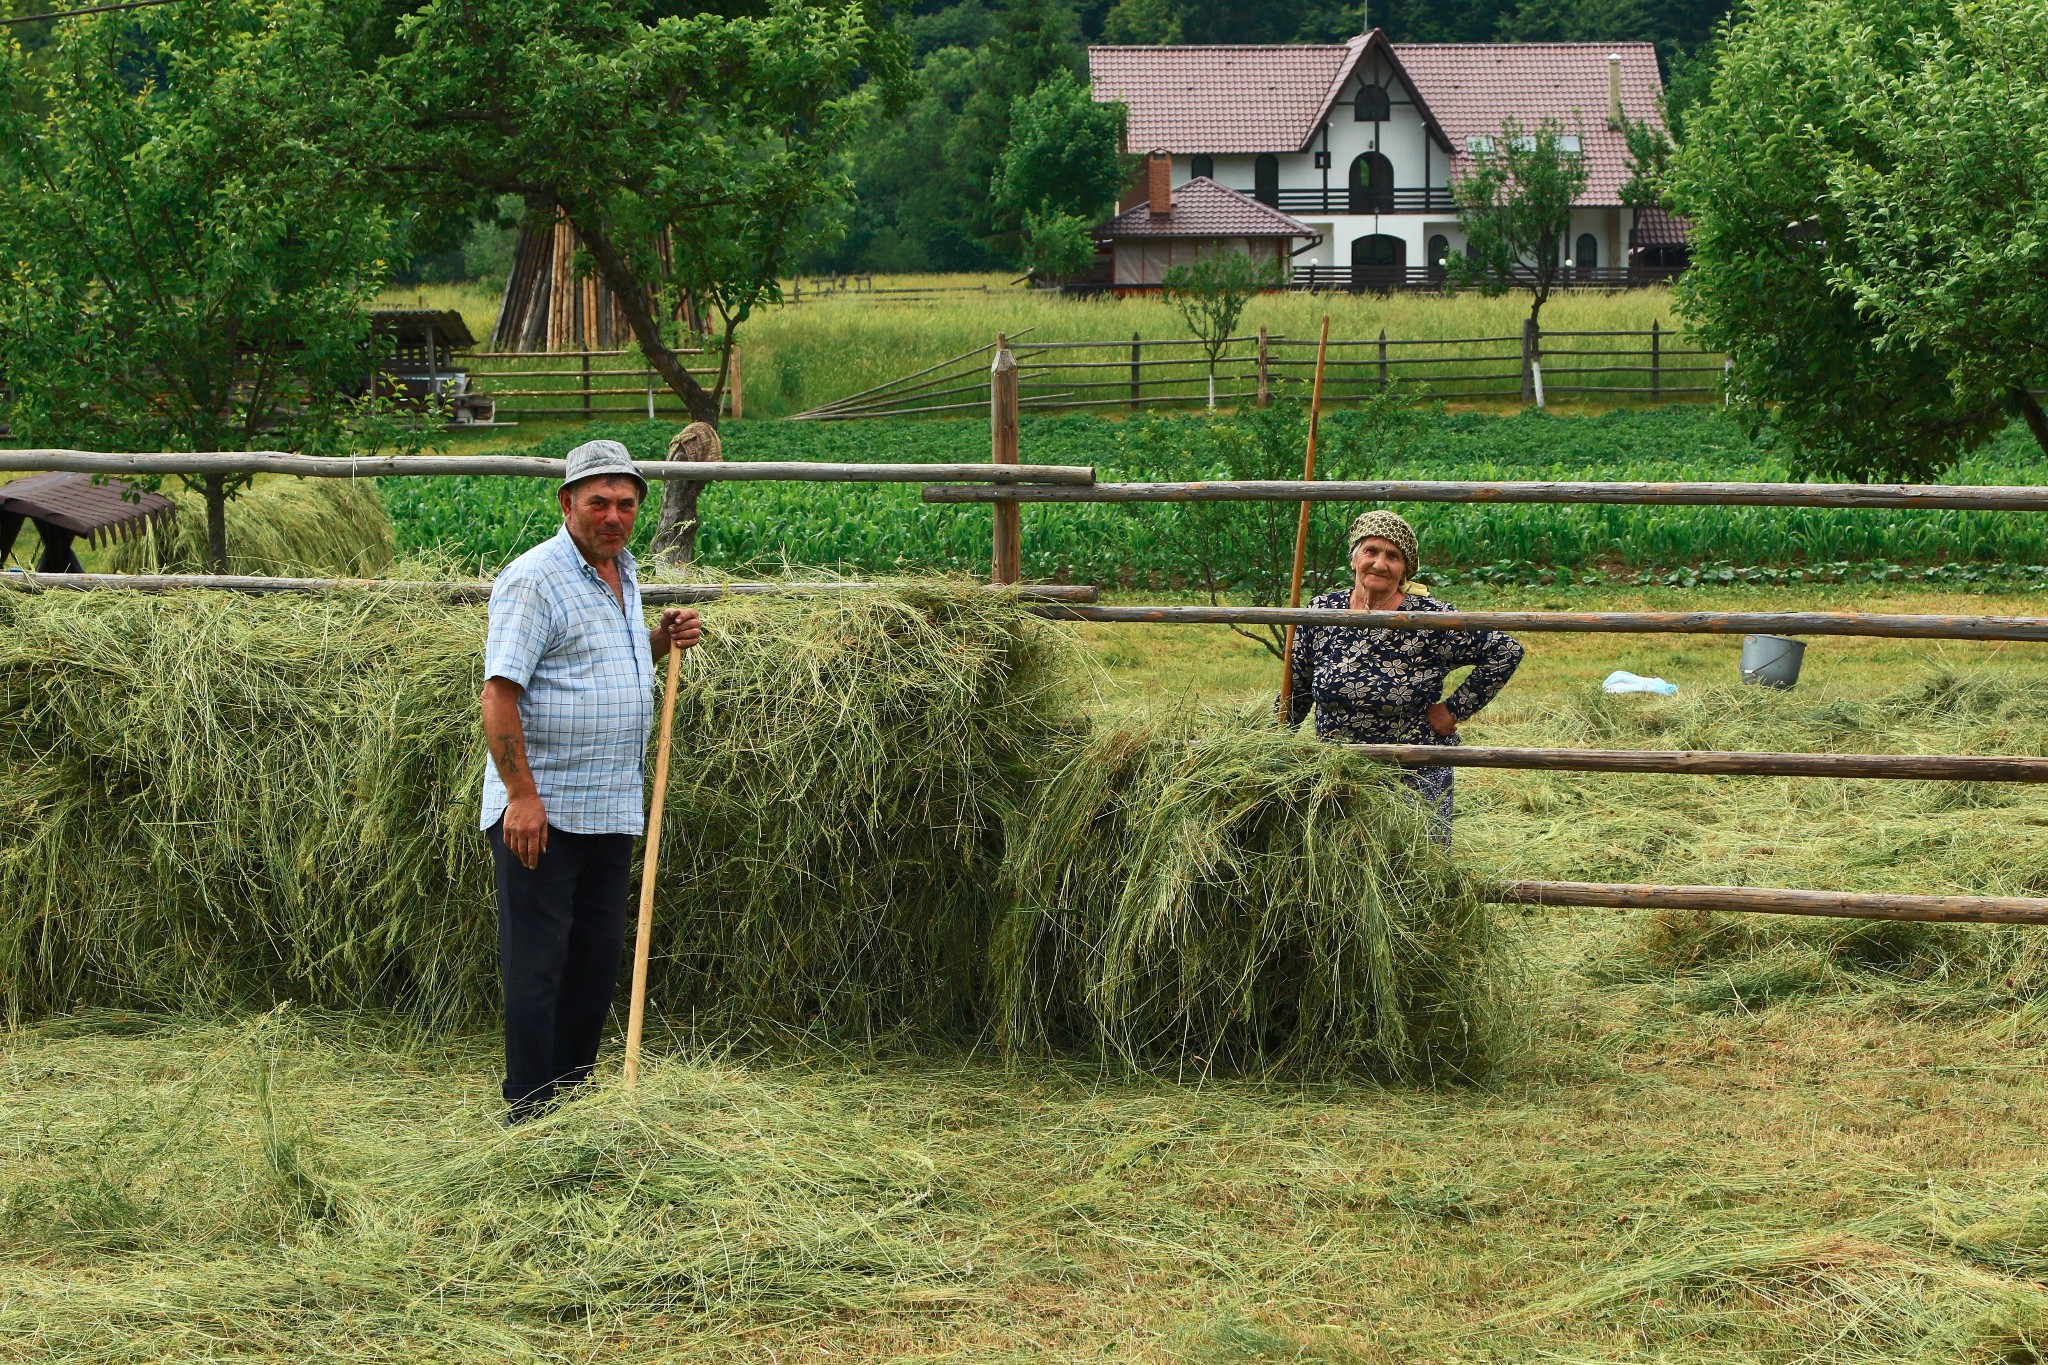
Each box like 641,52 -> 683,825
1285,510 -> 1524,841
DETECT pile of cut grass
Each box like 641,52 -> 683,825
0,586 -> 1503,1079
999,712 -> 1502,1081
106,476 -> 394,576
0,1011 -> 979,1360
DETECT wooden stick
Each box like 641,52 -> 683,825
920,476 -> 2048,508
1277,315 -> 1332,720
0,451 -> 1096,485
0,574 -> 1099,603
622,644 -> 683,1089
1489,879 -> 2048,926
1348,742 -> 2048,782
1028,603 -> 2048,643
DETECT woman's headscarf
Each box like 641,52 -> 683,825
1347,510 -> 1420,579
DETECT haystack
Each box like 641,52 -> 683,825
105,477 -> 394,576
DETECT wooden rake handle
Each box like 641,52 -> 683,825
622,642 -> 682,1089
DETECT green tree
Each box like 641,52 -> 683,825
1666,0 -> 2028,482
990,69 -> 1127,279
1446,117 -> 1587,336
1826,0 -> 2048,455
0,0 -> 401,572
376,0 -> 911,432
1161,250 -> 1283,409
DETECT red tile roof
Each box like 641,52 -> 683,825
1088,33 -> 1666,206
1392,42 -> 1664,206
1091,41 -> 1358,154
1093,177 -> 1313,239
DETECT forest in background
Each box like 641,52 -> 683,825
362,0 -> 1730,283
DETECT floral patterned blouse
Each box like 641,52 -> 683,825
1286,589 -> 1525,744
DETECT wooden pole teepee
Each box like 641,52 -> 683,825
491,209 -> 700,354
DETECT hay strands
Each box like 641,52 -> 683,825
1032,603 -> 2048,643
1350,742 -> 2048,782
1,573 -> 1097,603
1494,879 -> 2048,926
0,449 -> 1096,485
623,644 -> 682,1088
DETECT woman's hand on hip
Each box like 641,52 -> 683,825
1426,702 -> 1458,737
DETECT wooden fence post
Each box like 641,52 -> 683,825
1130,332 -> 1141,411
1378,328 -> 1389,392
991,335 -> 1021,585
1256,327 -> 1270,407
1650,320 -> 1661,400
581,350 -> 592,420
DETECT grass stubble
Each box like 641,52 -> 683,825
9,588 -> 2048,1360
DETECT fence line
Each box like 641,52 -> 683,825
925,477 -> 2048,511
0,573 -> 1101,603
792,322 -> 1720,420
1489,881 -> 2048,926
1346,743 -> 2048,783
464,347 -> 743,421
0,450 -> 1094,484
1031,604 -> 2048,644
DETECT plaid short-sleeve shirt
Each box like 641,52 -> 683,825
479,527 -> 655,835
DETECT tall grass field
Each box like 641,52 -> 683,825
381,277 -> 1687,420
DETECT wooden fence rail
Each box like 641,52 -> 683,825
1031,604 -> 2048,644
1489,881 -> 2048,926
0,451 -> 1095,484
0,573 -> 1100,604
464,347 -> 744,421
1347,743 -> 2048,783
927,478 -> 2048,511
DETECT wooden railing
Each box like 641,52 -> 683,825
462,347 -> 744,422
1273,186 -> 1457,214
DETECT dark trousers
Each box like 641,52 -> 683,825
489,820 -> 633,1120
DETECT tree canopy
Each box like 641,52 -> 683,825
0,0 -> 400,570
1668,0 -> 2047,481
1446,118 -> 1587,332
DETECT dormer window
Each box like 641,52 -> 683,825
1355,84 -> 1391,121
1190,154 -> 1213,180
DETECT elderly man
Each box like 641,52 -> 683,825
480,438 -> 702,1124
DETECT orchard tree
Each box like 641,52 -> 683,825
990,69 -> 1127,281
1827,0 -> 2048,455
1161,250 -> 1283,409
1666,0 -> 2032,482
0,0 -> 401,571
376,0 -> 911,428
1447,117 -> 1587,335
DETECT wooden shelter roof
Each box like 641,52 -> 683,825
0,472 -> 175,546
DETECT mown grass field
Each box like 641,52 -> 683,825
10,594 -> 2048,1362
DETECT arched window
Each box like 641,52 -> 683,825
1427,234 -> 1450,282
1354,83 -> 1391,121
1253,155 -> 1280,207
1190,154 -> 1213,181
1575,232 -> 1599,272
1347,152 -> 1394,214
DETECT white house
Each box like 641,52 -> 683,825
1088,30 -> 1683,288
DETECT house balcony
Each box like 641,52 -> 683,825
1289,263 -> 1688,293
1269,186 -> 1457,215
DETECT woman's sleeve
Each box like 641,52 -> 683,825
1444,630 -> 1524,721
1286,625 -> 1315,727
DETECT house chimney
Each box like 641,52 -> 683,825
1607,53 -> 1623,130
1148,150 -> 1172,217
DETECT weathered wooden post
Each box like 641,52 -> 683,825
1129,332 -> 1141,411
1378,328 -> 1389,392
991,334 -> 1021,585
1650,319 -> 1661,400
1256,327 -> 1270,407
580,349 -> 592,420
1520,319 -> 1535,405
